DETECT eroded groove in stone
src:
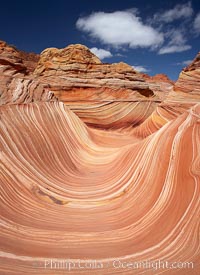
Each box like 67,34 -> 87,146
0,101 -> 200,274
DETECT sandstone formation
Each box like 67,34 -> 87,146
132,53 -> 200,138
141,73 -> 174,84
0,40 -> 39,73
174,52 -> 200,96
0,41 -> 200,274
1,43 -> 174,128
32,45 -> 164,128
0,41 -> 55,105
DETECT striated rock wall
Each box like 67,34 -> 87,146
132,52 -> 200,139
0,101 -> 199,274
174,52 -> 200,96
0,41 -> 54,105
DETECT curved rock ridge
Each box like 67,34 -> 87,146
174,52 -> 200,96
136,51 -> 200,138
183,52 -> 200,72
0,101 -> 199,274
64,100 -> 157,129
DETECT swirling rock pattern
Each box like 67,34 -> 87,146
0,102 -> 200,274
0,42 -> 200,274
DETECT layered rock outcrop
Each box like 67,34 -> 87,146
1,42 -> 173,128
0,40 -> 39,74
174,52 -> 200,96
133,53 -> 200,138
0,41 -> 55,105
33,44 -> 172,128
33,44 -> 161,101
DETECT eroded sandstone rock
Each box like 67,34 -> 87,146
174,52 -> 200,96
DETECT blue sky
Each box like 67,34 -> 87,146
0,0 -> 200,80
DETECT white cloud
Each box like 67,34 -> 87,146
167,29 -> 186,45
76,11 -> 164,49
194,13 -> 200,34
182,60 -> 193,66
158,29 -> 191,54
149,3 -> 194,55
116,53 -> 125,57
154,2 -> 193,23
132,65 -> 149,73
176,60 -> 193,66
90,47 -> 112,59
158,45 -> 191,54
